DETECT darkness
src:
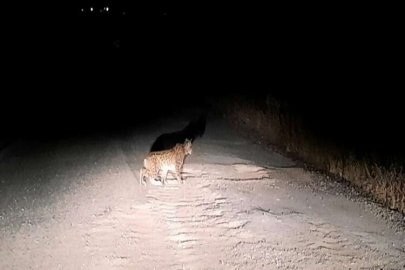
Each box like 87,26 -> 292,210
2,2 -> 402,158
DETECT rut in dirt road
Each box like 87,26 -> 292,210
130,163 -> 405,270
132,171 -> 247,269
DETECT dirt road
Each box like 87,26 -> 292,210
1,111 -> 404,269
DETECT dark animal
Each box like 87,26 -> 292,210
150,112 -> 206,152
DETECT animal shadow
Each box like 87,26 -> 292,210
150,112 -> 207,152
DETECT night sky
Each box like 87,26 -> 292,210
3,2 -> 401,153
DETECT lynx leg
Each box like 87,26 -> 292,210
176,173 -> 183,184
162,169 -> 169,185
139,168 -> 143,185
175,164 -> 183,184
180,164 -> 186,183
139,168 -> 149,185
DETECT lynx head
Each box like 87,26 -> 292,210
183,138 -> 192,155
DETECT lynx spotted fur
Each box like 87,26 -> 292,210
140,139 -> 192,185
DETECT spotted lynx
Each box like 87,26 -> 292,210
140,139 -> 193,185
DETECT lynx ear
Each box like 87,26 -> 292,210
185,138 -> 190,143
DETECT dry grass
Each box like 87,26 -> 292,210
209,94 -> 405,214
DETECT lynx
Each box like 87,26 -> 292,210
140,139 -> 192,185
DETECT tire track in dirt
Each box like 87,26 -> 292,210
139,176 -> 249,269
205,166 -> 405,270
125,163 -> 405,269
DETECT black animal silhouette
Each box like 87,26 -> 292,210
150,113 -> 206,152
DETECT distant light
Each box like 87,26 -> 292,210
90,7 -> 93,12
164,13 -> 167,16
123,12 -> 126,15
106,7 -> 109,12
81,8 -> 84,12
